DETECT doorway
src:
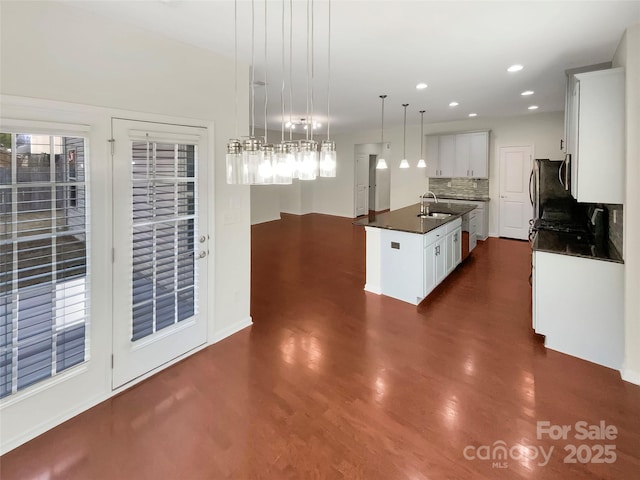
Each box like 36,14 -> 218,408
368,154 -> 376,213
354,143 -> 390,217
499,145 -> 533,240
111,119 -> 210,389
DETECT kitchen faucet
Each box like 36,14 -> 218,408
420,191 -> 438,215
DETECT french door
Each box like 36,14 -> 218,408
111,119 -> 209,389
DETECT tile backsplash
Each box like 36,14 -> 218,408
605,204 -> 623,257
428,178 -> 489,199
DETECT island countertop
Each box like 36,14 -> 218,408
353,202 -> 477,234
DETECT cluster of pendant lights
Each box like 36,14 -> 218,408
226,0 -> 336,185
375,95 -> 428,170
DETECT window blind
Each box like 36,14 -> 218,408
0,133 -> 89,399
130,140 -> 196,342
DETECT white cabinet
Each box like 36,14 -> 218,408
454,132 -> 489,178
425,135 -> 439,178
446,227 -> 462,274
434,236 -> 447,285
423,242 -> 436,297
533,251 -> 623,370
569,68 -> 625,204
440,199 -> 488,240
438,135 -> 456,177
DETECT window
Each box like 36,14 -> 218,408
0,132 -> 89,399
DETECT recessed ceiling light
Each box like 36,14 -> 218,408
468,113 -> 478,117
449,102 -> 459,107
521,90 -> 534,96
416,83 -> 428,90
528,105 -> 539,110
507,64 -> 524,72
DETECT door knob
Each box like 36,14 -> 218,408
198,251 -> 207,259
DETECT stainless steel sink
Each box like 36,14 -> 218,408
417,212 -> 452,219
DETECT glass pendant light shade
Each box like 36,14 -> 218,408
297,140 -> 318,180
284,141 -> 299,179
376,158 -> 388,169
272,143 -> 293,184
243,137 -> 263,185
226,139 -> 245,184
399,159 -> 410,169
256,143 -> 275,185
376,95 -> 388,170
319,140 -> 337,177
417,158 -> 427,168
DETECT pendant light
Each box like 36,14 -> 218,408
319,0 -> 336,177
225,0 -> 243,184
399,103 -> 410,169
297,0 -> 317,181
273,0 -> 293,185
417,110 -> 427,168
376,95 -> 388,169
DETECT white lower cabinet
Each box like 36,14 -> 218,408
380,218 -> 462,305
533,251 -> 623,370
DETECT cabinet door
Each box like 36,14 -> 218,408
425,135 -> 439,177
446,231 -> 455,275
453,227 -> 462,266
438,135 -> 456,177
454,134 -> 471,177
469,132 -> 489,178
574,69 -> 625,204
435,237 -> 447,284
424,242 -> 436,297
570,80 -> 580,199
475,207 -> 486,240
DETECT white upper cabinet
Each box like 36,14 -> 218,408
425,135 -> 440,177
569,68 -> 625,204
426,131 -> 489,179
438,135 -> 456,177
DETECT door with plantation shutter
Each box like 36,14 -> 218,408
111,119 -> 209,389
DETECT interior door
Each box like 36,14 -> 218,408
368,155 -> 376,212
499,146 -> 533,240
355,152 -> 368,216
111,119 -> 209,389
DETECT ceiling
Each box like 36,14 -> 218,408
64,0 -> 640,134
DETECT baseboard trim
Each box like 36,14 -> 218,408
621,366 -> 640,385
364,284 -> 382,295
210,316 -> 253,344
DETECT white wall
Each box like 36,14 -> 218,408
0,1 -> 251,452
324,111 -> 565,232
614,24 -> 640,385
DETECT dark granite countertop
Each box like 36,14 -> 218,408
533,230 -> 623,264
353,203 -> 477,234
435,195 -> 490,202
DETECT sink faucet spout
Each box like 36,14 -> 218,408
420,191 -> 438,215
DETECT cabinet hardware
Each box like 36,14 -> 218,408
199,235 -> 207,243
198,251 -> 207,259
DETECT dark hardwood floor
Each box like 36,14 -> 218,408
2,213 -> 639,479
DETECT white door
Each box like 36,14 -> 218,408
499,146 -> 533,240
111,119 -> 209,389
469,132 -> 489,178
454,133 -> 470,177
355,152 -> 368,216
438,135 -> 456,177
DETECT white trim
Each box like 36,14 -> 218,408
0,364 -> 89,410
621,366 -> 640,385
364,284 -> 382,295
209,316 -> 253,344
0,118 -> 90,135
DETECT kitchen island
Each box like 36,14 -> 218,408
354,202 -> 477,305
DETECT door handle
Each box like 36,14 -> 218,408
529,169 -> 534,206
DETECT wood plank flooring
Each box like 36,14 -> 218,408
2,213 -> 639,479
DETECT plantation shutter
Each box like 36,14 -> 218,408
0,132 -> 89,399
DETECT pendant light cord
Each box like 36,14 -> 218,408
264,0 -> 268,143
403,104 -> 408,159
326,0 -> 331,140
380,95 -> 387,144
251,0 -> 256,138
281,0 -> 285,143
310,0 -> 315,142
234,0 -> 238,138
288,0 -> 293,141
305,0 -> 310,141
420,110 -> 425,158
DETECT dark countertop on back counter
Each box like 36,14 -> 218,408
353,202 -> 477,234
533,230 -> 623,264
436,195 -> 490,202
